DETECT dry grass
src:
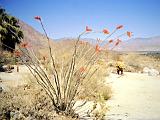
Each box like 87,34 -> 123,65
77,65 -> 112,101
106,51 -> 160,73
0,64 -> 111,119
0,76 -> 77,120
123,53 -> 160,72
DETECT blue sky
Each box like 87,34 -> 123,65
0,0 -> 160,39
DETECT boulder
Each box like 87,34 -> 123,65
148,69 -> 159,76
0,65 -> 5,72
143,67 -> 150,74
143,67 -> 159,76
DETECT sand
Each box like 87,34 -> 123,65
105,72 -> 160,120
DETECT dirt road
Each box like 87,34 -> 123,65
105,72 -> 160,120
0,65 -> 29,89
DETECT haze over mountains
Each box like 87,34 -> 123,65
116,36 -> 160,51
19,20 -> 160,52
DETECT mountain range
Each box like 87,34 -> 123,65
115,36 -> 160,51
19,20 -> 160,52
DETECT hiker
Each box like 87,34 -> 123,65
116,60 -> 124,75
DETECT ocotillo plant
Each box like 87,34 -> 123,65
12,16 -> 132,117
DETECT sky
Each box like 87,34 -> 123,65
0,0 -> 160,39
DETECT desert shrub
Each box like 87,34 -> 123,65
0,51 -> 18,67
0,84 -> 77,120
78,65 -> 112,101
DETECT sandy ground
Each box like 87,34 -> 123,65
0,65 -> 30,90
1,66 -> 160,120
105,72 -> 160,120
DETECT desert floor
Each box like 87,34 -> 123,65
1,66 -> 160,120
105,72 -> 160,120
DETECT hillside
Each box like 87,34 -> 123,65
18,20 -> 160,52
19,21 -> 79,56
18,21 -> 94,56
18,20 -> 55,53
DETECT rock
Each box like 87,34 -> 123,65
0,86 -> 3,93
1,65 -> 14,73
4,110 -> 11,120
12,111 -> 20,119
143,67 -> 159,76
0,64 -> 5,72
2,65 -> 8,71
148,69 -> 159,76
143,67 -> 150,73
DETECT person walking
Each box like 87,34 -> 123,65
116,60 -> 124,75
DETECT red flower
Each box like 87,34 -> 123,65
103,29 -> 109,34
20,42 -> 28,48
34,16 -> 41,21
116,25 -> 123,30
86,26 -> 92,32
115,39 -> 122,46
108,39 -> 113,43
115,41 -> 119,46
127,31 -> 132,37
79,67 -> 85,73
14,50 -> 22,57
95,44 -> 101,53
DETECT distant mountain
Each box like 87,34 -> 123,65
115,36 -> 160,51
56,36 -> 160,52
18,21 -> 80,55
18,20 -> 58,56
19,20 -> 160,52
